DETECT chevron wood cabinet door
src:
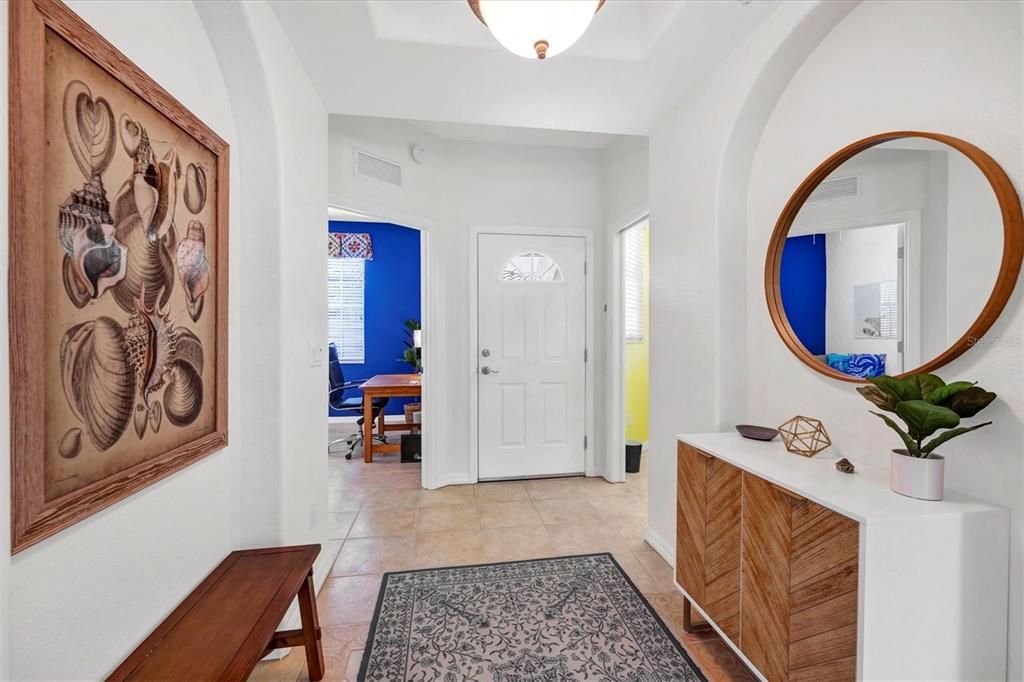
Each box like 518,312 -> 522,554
739,473 -> 859,682
702,457 -> 742,642
675,442 -> 708,604
675,443 -> 742,642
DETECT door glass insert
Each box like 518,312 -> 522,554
500,251 -> 564,282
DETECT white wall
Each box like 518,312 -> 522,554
0,1 -> 328,678
328,116 -> 607,485
745,3 -> 1023,675
646,0 -> 1022,675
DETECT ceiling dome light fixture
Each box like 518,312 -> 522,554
468,0 -> 605,60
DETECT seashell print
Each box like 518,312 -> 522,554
164,360 -> 203,427
62,256 -> 92,309
110,209 -> 174,313
183,163 -> 207,214
145,148 -> 181,243
63,81 -> 116,179
119,113 -> 144,159
57,174 -> 126,306
174,327 -> 204,376
124,291 -> 179,405
133,403 -> 149,439
59,317 -> 135,451
176,220 -> 210,322
58,175 -> 112,255
59,428 -> 83,459
150,401 -> 163,433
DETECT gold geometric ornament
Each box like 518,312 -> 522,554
778,416 -> 832,457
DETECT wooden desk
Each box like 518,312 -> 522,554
360,374 -> 422,463
109,545 -> 325,682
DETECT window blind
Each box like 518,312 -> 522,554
624,223 -> 647,342
327,258 -> 365,363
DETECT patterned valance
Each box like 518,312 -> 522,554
328,233 -> 373,260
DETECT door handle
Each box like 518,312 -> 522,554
480,366 -> 500,375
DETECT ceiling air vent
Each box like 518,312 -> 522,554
807,175 -> 858,202
354,149 -> 402,187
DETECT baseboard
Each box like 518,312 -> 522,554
429,473 -> 472,489
644,526 -> 675,566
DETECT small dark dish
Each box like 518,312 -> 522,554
736,424 -> 779,441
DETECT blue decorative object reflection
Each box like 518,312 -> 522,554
827,353 -> 886,378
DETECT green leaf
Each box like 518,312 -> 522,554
870,375 -> 921,402
928,381 -> 975,405
947,387 -> 997,418
895,400 -> 960,440
906,374 -> 946,402
870,411 -> 920,456
857,384 -> 897,412
921,422 -> 993,455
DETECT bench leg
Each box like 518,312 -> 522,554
298,570 -> 326,681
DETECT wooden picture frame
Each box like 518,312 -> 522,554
10,0 -> 229,553
764,131 -> 1024,383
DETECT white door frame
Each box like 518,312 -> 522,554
791,208 -> 923,371
606,206 -> 650,484
327,202 -> 440,490
468,226 -> 596,483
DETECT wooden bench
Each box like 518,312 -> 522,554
108,545 -> 326,682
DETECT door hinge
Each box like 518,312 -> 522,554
584,348 -> 588,362
898,246 -> 905,259
584,261 -> 588,275
897,340 -> 905,353
584,435 -> 588,450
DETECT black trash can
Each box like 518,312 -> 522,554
625,440 -> 643,473
401,433 -> 421,463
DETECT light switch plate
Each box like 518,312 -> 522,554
310,342 -> 324,367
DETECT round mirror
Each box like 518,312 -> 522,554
766,132 -> 1023,382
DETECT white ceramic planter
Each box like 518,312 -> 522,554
890,449 -> 945,501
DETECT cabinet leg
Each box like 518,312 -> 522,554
682,597 -> 712,634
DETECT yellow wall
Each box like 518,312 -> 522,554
625,223 -> 650,443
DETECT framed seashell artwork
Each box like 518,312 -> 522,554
9,0 -> 229,552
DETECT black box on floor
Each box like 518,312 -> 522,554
401,433 -> 421,463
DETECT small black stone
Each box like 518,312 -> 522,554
835,457 -> 855,474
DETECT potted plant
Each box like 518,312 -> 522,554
857,373 -> 996,500
401,319 -> 422,373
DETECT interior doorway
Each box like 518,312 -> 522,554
620,219 -> 650,484
325,206 -> 426,473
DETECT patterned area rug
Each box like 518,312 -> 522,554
358,553 -> 706,681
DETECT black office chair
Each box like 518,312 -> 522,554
328,343 -> 389,459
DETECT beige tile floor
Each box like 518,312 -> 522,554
249,427 -> 754,682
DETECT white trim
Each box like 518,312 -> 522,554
328,201 -> 438,490
606,208 -> 650,484
644,526 -> 675,566
468,226 -> 596,484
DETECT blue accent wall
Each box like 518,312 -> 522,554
780,234 -> 826,356
329,221 -> 421,416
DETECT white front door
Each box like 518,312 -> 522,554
477,234 -> 587,479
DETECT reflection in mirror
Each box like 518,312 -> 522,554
779,138 -> 1002,378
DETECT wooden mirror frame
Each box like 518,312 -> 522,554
765,131 -> 1024,383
